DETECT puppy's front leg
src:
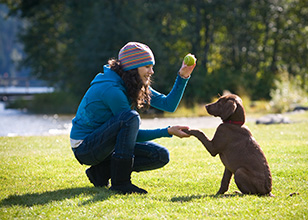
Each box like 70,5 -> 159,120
184,129 -> 218,156
216,168 -> 232,195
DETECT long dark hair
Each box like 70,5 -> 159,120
107,58 -> 151,110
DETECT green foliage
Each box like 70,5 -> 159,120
0,4 -> 25,77
2,0 -> 308,105
270,71 -> 308,113
1,113 -> 308,219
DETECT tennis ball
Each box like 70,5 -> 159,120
183,54 -> 196,66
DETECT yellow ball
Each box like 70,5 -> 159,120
183,54 -> 196,66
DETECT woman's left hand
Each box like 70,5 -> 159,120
178,54 -> 197,79
168,126 -> 191,138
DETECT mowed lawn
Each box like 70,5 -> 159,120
1,112 -> 307,219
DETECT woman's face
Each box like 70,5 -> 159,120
137,65 -> 154,85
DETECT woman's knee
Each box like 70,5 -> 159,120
133,142 -> 170,171
158,147 -> 170,165
120,110 -> 141,128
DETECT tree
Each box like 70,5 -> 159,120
2,0 -> 307,107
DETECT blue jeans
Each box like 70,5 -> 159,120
72,110 -> 170,172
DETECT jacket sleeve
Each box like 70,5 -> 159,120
150,74 -> 190,112
136,127 -> 172,142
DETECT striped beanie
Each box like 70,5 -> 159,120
118,42 -> 155,71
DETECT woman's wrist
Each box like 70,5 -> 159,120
178,72 -> 190,79
167,126 -> 171,135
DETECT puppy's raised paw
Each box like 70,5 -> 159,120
182,129 -> 191,135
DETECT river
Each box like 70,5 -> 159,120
0,102 -> 222,137
0,102 -> 72,137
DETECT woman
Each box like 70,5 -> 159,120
70,42 -> 196,194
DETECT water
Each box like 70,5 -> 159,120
0,102 -> 72,137
0,102 -> 222,137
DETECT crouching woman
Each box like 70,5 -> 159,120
70,42 -> 196,194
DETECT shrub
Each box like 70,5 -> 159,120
270,71 -> 308,113
7,91 -> 79,114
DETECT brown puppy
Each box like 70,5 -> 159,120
185,94 -> 273,196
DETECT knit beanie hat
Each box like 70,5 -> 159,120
118,42 -> 155,71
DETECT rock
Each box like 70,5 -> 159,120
293,106 -> 308,111
256,114 -> 290,125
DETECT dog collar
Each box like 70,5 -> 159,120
223,120 -> 244,125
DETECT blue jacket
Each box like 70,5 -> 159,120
70,65 -> 189,141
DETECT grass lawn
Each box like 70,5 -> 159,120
1,112 -> 307,219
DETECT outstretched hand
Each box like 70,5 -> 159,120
168,126 -> 191,138
178,54 -> 197,79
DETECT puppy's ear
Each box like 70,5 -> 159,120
221,100 -> 237,120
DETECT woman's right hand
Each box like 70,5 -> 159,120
178,54 -> 197,79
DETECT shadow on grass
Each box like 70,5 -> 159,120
0,187 -> 113,207
171,193 -> 244,202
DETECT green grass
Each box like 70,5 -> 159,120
1,112 -> 308,219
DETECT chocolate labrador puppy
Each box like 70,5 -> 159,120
185,94 -> 273,196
